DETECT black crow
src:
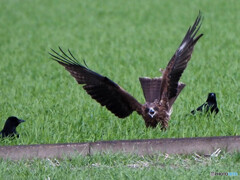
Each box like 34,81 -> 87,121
50,13 -> 203,129
0,116 -> 25,138
191,93 -> 219,115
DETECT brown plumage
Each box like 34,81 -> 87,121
49,13 -> 203,129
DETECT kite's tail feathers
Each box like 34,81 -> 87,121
139,77 -> 162,102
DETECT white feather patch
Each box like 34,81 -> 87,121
179,42 -> 187,52
167,108 -> 173,116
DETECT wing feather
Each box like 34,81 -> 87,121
49,47 -> 143,118
161,12 -> 203,99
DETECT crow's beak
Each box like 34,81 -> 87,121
18,119 -> 25,123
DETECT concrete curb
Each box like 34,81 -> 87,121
0,136 -> 239,160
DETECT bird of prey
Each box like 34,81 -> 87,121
50,13 -> 203,129
0,116 -> 25,138
191,93 -> 219,115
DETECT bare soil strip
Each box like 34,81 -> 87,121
0,136 -> 239,160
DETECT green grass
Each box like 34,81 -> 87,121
0,152 -> 240,179
0,0 -> 239,145
0,0 -> 239,178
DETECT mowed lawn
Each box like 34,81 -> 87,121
1,152 -> 240,179
0,0 -> 239,178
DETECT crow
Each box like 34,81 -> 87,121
50,13 -> 203,129
191,93 -> 219,115
0,116 -> 25,138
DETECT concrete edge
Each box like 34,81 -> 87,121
0,136 -> 239,160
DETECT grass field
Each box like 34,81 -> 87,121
0,0 -> 239,178
1,152 -> 240,179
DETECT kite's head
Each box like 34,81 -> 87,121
148,107 -> 157,118
145,104 -> 160,119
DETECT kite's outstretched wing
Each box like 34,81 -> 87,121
50,47 -> 143,118
161,12 -> 203,100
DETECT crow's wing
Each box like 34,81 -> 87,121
50,47 -> 143,118
160,12 -> 203,100
191,102 -> 207,114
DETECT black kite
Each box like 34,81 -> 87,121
50,13 -> 203,129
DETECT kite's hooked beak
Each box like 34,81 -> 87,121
148,108 -> 156,118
